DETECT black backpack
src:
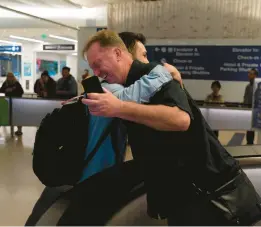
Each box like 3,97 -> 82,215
33,98 -> 124,187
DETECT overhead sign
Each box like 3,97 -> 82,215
0,56 -> 11,61
43,44 -> 75,51
0,46 -> 21,52
146,45 -> 261,81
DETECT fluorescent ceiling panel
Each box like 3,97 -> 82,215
49,34 -> 77,43
9,35 -> 46,43
0,39 -> 22,45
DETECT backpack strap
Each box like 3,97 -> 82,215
82,119 -> 117,168
110,119 -> 125,165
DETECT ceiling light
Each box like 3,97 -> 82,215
9,35 -> 46,44
72,53 -> 77,56
49,34 -> 78,43
0,39 -> 22,45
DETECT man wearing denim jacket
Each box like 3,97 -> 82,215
25,32 -> 181,225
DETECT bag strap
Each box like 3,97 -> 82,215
110,119 -> 123,165
183,86 -> 218,137
82,119 -> 116,168
183,86 -> 196,105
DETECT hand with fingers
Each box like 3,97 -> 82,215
82,87 -> 123,117
163,63 -> 183,88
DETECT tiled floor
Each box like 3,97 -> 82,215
0,126 -> 261,225
0,127 -> 43,226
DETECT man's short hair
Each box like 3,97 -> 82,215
62,66 -> 70,72
250,68 -> 258,76
118,32 -> 146,57
211,80 -> 221,89
83,30 -> 127,57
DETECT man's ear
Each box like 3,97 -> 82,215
114,47 -> 122,61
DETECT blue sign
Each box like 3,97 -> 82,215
0,46 -> 21,52
0,56 -> 11,61
146,45 -> 261,81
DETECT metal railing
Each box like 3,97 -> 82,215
0,97 -> 253,137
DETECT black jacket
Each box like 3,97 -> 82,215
34,78 -> 56,98
0,81 -> 24,97
124,60 -> 239,218
44,78 -> 56,98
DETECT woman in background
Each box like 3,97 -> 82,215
34,71 -> 56,98
205,80 -> 224,103
34,75 -> 45,98
205,80 -> 224,138
0,72 -> 24,136
41,71 -> 56,98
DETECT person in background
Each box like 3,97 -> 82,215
244,68 -> 258,145
205,81 -> 224,103
77,69 -> 92,95
34,74 -> 45,97
34,71 -> 56,98
0,72 -> 24,136
40,71 -> 56,98
82,69 -> 92,81
56,66 -> 77,99
205,80 -> 224,138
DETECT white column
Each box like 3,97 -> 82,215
66,55 -> 77,80
77,27 -> 97,81
21,43 -> 37,93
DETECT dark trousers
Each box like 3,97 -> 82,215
58,181 -> 122,225
247,131 -> 255,145
25,161 -> 144,226
25,181 -> 124,226
25,187 -> 68,226
58,161 -> 144,226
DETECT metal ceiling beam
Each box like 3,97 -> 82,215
13,0 -> 72,8
62,0 -> 83,8
9,0 -> 54,7
0,4 -> 79,31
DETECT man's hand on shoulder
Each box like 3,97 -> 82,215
163,63 -> 183,88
